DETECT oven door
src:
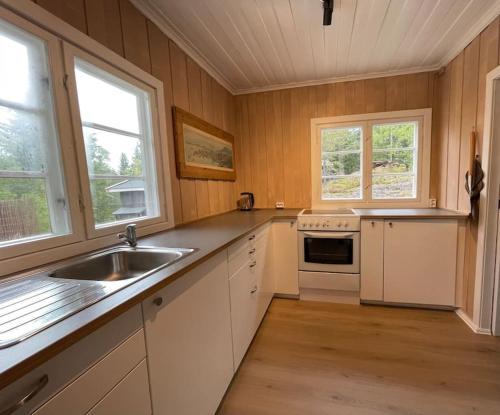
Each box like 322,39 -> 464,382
298,231 -> 360,274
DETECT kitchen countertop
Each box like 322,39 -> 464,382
353,208 -> 469,219
0,208 -> 300,389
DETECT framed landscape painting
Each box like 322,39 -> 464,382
172,107 -> 236,181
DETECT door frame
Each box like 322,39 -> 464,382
474,65 -> 500,335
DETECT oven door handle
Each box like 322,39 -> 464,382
303,231 -> 356,239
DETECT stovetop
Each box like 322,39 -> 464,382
297,209 -> 360,231
300,208 -> 355,215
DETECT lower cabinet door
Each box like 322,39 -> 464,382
230,261 -> 259,369
142,251 -> 234,415
87,360 -> 151,415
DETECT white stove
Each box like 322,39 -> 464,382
297,209 -> 361,304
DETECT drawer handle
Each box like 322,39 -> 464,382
249,248 -> 256,254
0,374 -> 48,415
153,297 -> 163,307
249,260 -> 257,268
248,235 -> 255,241
388,222 -> 393,228
250,285 -> 258,294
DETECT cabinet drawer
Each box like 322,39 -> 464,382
0,305 -> 143,415
33,329 -> 147,415
87,360 -> 151,415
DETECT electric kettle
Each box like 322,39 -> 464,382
238,192 -> 254,211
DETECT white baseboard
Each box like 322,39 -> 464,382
455,309 -> 491,335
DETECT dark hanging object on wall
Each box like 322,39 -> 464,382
323,0 -> 334,25
465,155 -> 484,221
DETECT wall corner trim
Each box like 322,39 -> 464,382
455,308 -> 491,335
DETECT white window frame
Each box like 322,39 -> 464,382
0,1 -> 175,274
0,6 -> 84,260
311,109 -> 432,209
63,42 -> 170,239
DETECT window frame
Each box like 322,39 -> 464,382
62,42 -> 169,239
311,109 -> 432,209
0,7 -> 84,260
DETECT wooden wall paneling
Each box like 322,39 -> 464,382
147,21 -> 182,224
458,38 -> 480,213
364,78 -> 386,113
313,84 -> 329,117
429,74 -> 440,201
435,68 -> 452,207
169,41 -> 197,222
334,82 -> 346,116
36,0 -> 87,33
247,93 -> 269,208
345,80 -> 365,114
445,54 -> 464,210
119,0 -> 151,73
264,91 -> 285,206
84,0 -> 124,56
476,17 -> 500,155
235,96 -> 252,195
325,83 -> 337,116
385,75 -> 406,110
186,58 -> 211,219
222,89 -> 237,211
405,72 -> 430,109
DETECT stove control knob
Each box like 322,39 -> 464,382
337,222 -> 342,228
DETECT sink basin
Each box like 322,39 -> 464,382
0,246 -> 196,348
50,246 -> 195,282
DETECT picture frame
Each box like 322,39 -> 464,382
172,107 -> 236,181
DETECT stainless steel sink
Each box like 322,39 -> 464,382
0,246 -> 196,348
49,247 -> 194,282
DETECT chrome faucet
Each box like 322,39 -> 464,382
118,224 -> 137,247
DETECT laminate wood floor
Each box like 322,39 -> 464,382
217,299 -> 500,415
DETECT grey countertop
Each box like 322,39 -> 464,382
0,208 -> 300,388
353,208 -> 469,219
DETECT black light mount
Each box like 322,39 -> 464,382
323,0 -> 334,26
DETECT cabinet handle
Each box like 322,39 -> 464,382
248,234 -> 255,241
0,374 -> 48,415
250,285 -> 258,294
371,221 -> 375,226
388,222 -> 393,228
249,248 -> 256,254
249,260 -> 257,268
153,297 -> 163,307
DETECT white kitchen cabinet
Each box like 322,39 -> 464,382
228,224 -> 272,369
383,219 -> 458,306
0,306 -> 146,415
142,250 -> 234,415
360,219 -> 384,301
272,219 -> 299,296
86,360 -> 151,415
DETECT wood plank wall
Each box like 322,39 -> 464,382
433,17 -> 500,318
33,0 -> 237,225
235,73 -> 435,209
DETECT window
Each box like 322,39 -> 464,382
72,58 -> 160,230
0,18 -> 70,246
312,110 -> 431,208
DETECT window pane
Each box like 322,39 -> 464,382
75,62 -> 140,134
322,177 -> 361,200
371,121 -> 418,200
0,19 -> 70,246
372,122 -> 416,149
322,152 -> 361,176
321,127 -> 361,151
83,127 -> 143,176
0,107 -> 44,172
0,178 -> 51,242
320,126 -> 362,200
372,175 -> 415,199
74,60 -> 159,229
90,178 -> 149,226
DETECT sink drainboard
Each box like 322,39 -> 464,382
0,277 -> 120,349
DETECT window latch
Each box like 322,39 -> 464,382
63,74 -> 69,90
78,195 -> 85,212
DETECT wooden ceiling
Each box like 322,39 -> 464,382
135,0 -> 500,94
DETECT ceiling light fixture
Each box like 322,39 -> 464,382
322,0 -> 334,26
